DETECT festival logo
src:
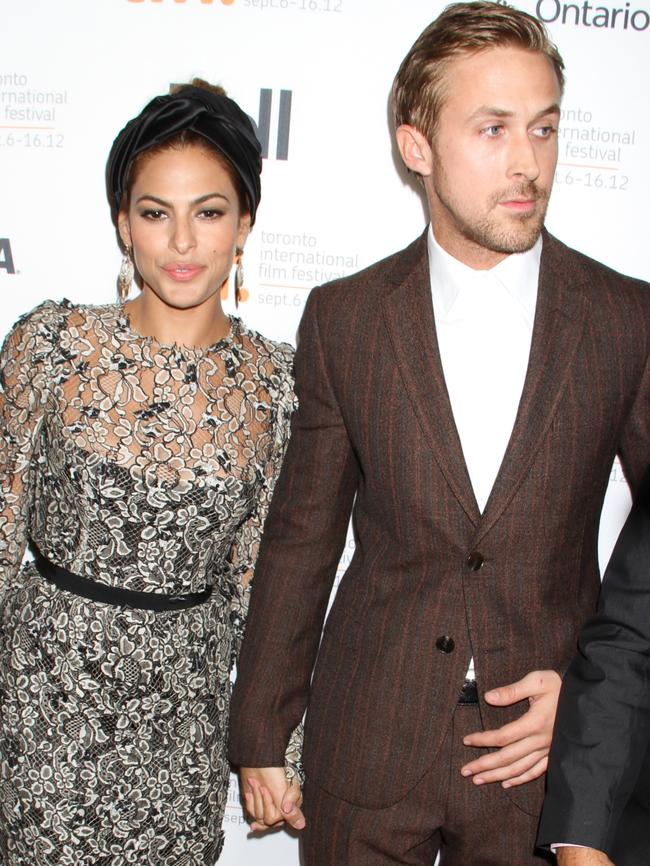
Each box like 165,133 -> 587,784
554,105 -> 638,194
0,73 -> 67,151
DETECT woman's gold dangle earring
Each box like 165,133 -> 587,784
118,246 -> 134,301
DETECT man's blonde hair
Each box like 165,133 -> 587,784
392,2 -> 565,142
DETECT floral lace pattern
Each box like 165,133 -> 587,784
0,301 -> 299,865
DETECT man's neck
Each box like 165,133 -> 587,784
430,225 -> 510,271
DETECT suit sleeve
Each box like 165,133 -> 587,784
618,340 -> 650,492
538,466 -> 650,854
228,287 -> 360,768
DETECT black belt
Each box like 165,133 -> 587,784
32,544 -> 213,611
457,679 -> 479,705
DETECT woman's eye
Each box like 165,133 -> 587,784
199,209 -> 224,220
141,209 -> 166,220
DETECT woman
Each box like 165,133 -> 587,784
0,80 -> 300,865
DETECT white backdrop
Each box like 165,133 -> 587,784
2,1 -> 649,863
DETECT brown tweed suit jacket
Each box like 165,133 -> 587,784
229,229 -> 650,818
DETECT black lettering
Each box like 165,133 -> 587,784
631,8 -> 649,28
562,2 -> 580,24
536,0 -> 560,22
610,6 -> 623,26
249,88 -> 272,160
248,89 -> 292,161
592,6 -> 609,26
276,90 -> 292,160
0,239 -> 16,275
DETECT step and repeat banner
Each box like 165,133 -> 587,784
2,1 -> 649,863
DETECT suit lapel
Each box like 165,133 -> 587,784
382,230 -> 588,535
382,233 -> 481,525
475,232 -> 588,541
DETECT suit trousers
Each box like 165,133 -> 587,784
301,704 -> 553,866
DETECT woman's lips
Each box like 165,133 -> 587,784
162,264 -> 205,282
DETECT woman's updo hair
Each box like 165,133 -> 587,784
107,77 -> 262,224
121,80 -> 249,218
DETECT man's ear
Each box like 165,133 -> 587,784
395,125 -> 434,177
117,211 -> 132,250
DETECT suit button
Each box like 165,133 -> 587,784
436,635 -> 455,654
466,551 -> 485,571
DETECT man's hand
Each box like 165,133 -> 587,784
557,847 -> 614,865
240,767 -> 305,832
460,669 -> 562,787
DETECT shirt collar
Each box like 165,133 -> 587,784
427,225 -> 542,319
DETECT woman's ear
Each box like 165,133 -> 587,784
395,125 -> 434,177
237,213 -> 252,250
117,211 -> 132,250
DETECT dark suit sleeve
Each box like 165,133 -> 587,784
619,346 -> 650,492
538,466 -> 650,854
228,287 -> 360,768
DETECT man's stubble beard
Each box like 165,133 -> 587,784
431,162 -> 551,256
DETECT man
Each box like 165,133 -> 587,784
229,3 -> 650,862
538,465 -> 650,866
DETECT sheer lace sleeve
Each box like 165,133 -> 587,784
227,344 -> 296,657
283,721 -> 304,785
0,302 -> 59,596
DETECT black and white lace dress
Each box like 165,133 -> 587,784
0,300 -> 300,866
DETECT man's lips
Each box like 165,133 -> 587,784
162,264 -> 205,282
498,198 -> 538,212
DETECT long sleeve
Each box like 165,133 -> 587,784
538,465 -> 650,854
228,287 -> 360,768
0,302 -> 58,597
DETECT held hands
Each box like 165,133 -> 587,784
460,669 -> 562,787
240,767 -> 305,833
557,847 -> 615,866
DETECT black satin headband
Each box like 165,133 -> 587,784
107,85 -> 262,223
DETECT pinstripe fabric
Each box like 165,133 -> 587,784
301,706 -> 554,865
229,230 -> 650,826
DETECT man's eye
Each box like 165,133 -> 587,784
534,126 -> 557,138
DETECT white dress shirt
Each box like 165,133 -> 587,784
427,227 -> 542,680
